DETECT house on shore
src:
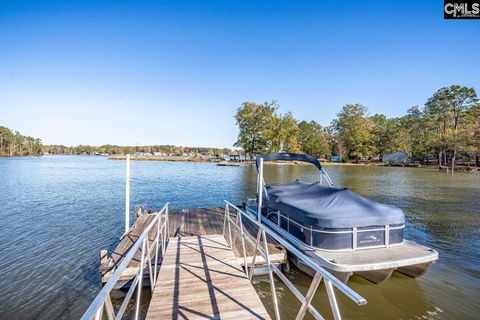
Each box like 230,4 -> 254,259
383,152 -> 408,165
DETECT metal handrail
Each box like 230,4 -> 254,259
81,203 -> 169,320
271,210 -> 405,234
224,200 -> 367,320
266,209 -> 405,252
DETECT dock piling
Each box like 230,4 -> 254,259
125,154 -> 130,234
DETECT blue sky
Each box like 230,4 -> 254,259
1,0 -> 479,148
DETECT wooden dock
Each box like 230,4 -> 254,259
145,235 -> 271,319
101,207 -> 286,285
100,213 -> 158,282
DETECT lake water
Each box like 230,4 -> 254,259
0,156 -> 478,319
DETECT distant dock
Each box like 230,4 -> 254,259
217,161 -> 242,166
108,155 -> 222,162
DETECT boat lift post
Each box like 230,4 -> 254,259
321,168 -> 334,187
257,157 -> 264,222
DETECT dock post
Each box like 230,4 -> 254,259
125,154 -> 131,234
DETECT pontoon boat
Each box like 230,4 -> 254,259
247,153 -> 438,283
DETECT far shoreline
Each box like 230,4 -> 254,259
2,154 -> 476,171
106,155 -> 450,170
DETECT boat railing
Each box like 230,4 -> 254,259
81,203 -> 170,320
223,200 -> 367,320
265,209 -> 405,251
320,168 -> 334,186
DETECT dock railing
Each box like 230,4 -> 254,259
223,200 -> 367,320
81,203 -> 169,320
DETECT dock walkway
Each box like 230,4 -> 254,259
101,207 -> 286,285
146,235 -> 270,319
84,202 -> 367,320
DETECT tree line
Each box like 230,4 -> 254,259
0,126 -> 232,157
234,85 -> 480,169
43,144 -> 232,156
0,126 -> 43,156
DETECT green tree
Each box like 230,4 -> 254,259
324,125 -> 342,158
298,121 -> 330,159
446,85 -> 478,170
464,104 -> 480,166
332,104 -> 374,161
265,111 -> 282,152
399,106 -> 433,161
370,114 -> 402,160
234,101 -> 278,157
425,88 -> 450,167
425,85 -> 478,169
0,126 -> 14,155
0,126 -> 43,156
270,112 -> 300,153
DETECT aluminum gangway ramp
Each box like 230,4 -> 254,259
146,235 -> 271,320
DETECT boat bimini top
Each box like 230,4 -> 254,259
255,153 -> 406,251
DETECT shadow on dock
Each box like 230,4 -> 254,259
100,207 -> 286,286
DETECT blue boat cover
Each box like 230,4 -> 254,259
264,181 -> 405,228
256,153 -> 322,171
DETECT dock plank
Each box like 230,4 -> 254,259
101,214 -> 158,282
146,235 -> 271,320
168,208 -> 286,267
102,207 -> 286,284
